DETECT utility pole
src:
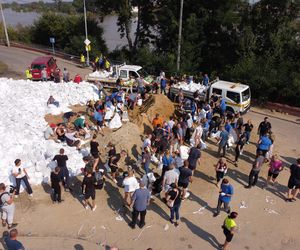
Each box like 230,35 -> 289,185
83,0 -> 89,66
0,1 -> 10,47
176,0 -> 183,73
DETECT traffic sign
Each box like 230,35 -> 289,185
84,39 -> 90,46
49,37 -> 55,44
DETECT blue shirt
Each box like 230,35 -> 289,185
220,99 -> 226,111
225,123 -> 232,133
162,155 -> 173,166
94,111 -> 103,122
132,188 -> 150,211
219,183 -> 234,203
258,136 -> 272,151
203,76 -> 209,86
5,238 -> 25,250
219,130 -> 229,146
161,78 -> 167,88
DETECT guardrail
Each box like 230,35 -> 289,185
0,40 -> 81,65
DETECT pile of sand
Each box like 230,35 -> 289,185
99,122 -> 142,158
130,94 -> 175,133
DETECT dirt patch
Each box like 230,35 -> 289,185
130,94 -> 175,133
0,61 -> 23,79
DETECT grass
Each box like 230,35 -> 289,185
0,61 -> 8,75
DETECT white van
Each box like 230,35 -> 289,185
170,79 -> 251,114
209,80 -> 251,114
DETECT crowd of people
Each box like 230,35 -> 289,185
1,72 -> 300,250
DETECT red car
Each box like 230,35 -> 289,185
30,56 -> 58,80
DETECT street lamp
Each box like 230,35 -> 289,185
176,0 -> 184,73
0,1 -> 10,47
83,0 -> 90,66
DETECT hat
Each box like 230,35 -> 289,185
50,123 -> 56,128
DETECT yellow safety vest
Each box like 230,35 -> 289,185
80,55 -> 85,63
105,60 -> 110,69
95,57 -> 99,63
25,69 -> 32,79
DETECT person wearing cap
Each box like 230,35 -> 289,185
221,212 -> 238,250
129,180 -> 151,229
12,159 -> 33,198
44,123 -> 58,141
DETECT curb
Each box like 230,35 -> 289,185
249,110 -> 300,125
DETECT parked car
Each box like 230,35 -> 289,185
30,56 -> 59,80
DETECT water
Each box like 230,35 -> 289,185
2,8 -> 136,51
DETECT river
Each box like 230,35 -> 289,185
1,8 -> 136,52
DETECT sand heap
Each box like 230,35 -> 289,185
130,94 -> 175,133
99,122 -> 142,158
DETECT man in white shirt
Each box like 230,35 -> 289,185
191,122 -> 203,147
163,164 -> 179,199
168,117 -> 175,129
122,170 -> 139,206
142,134 -> 152,153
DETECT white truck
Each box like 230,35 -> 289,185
169,79 -> 251,114
86,63 -> 153,89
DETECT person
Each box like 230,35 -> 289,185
286,158 -> 300,202
221,212 -> 238,250
142,134 -> 152,153
187,144 -> 201,175
74,74 -> 82,84
82,156 -> 94,176
47,95 -> 59,107
178,160 -> 193,199
12,159 -> 33,198
51,167 -> 62,203
0,183 -> 17,229
142,147 -> 152,174
245,150 -> 265,188
202,73 -> 209,86
161,150 -> 173,178
163,164 -> 179,199
152,114 -> 164,128
243,120 -> 253,144
25,67 -> 32,80
220,98 -> 227,118
90,134 -> 100,172
53,68 -> 61,83
82,169 -> 97,211
215,158 -> 228,187
214,178 -> 234,217
264,154 -> 283,188
218,126 -> 229,157
257,133 -> 272,157
122,169 -> 139,206
191,121 -> 203,147
41,67 -> 47,81
160,77 -> 167,95
44,124 -> 57,141
62,111 -> 76,124
65,131 -> 81,150
234,132 -> 246,166
257,117 -> 272,137
129,180 -> 151,229
166,183 -> 181,227
80,54 -> 85,67
53,149 -> 70,191
4,229 -> 24,250
62,68 -> 70,82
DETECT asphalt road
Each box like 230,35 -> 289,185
0,45 -> 90,79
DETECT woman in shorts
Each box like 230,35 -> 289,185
82,169 -> 97,211
265,154 -> 283,187
222,212 -> 238,250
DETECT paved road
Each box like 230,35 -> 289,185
245,111 -> 299,162
0,45 -> 91,79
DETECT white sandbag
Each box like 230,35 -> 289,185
109,113 -> 122,129
122,111 -> 130,122
180,145 -> 190,160
137,99 -> 143,106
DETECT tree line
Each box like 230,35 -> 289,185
0,0 -> 299,106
